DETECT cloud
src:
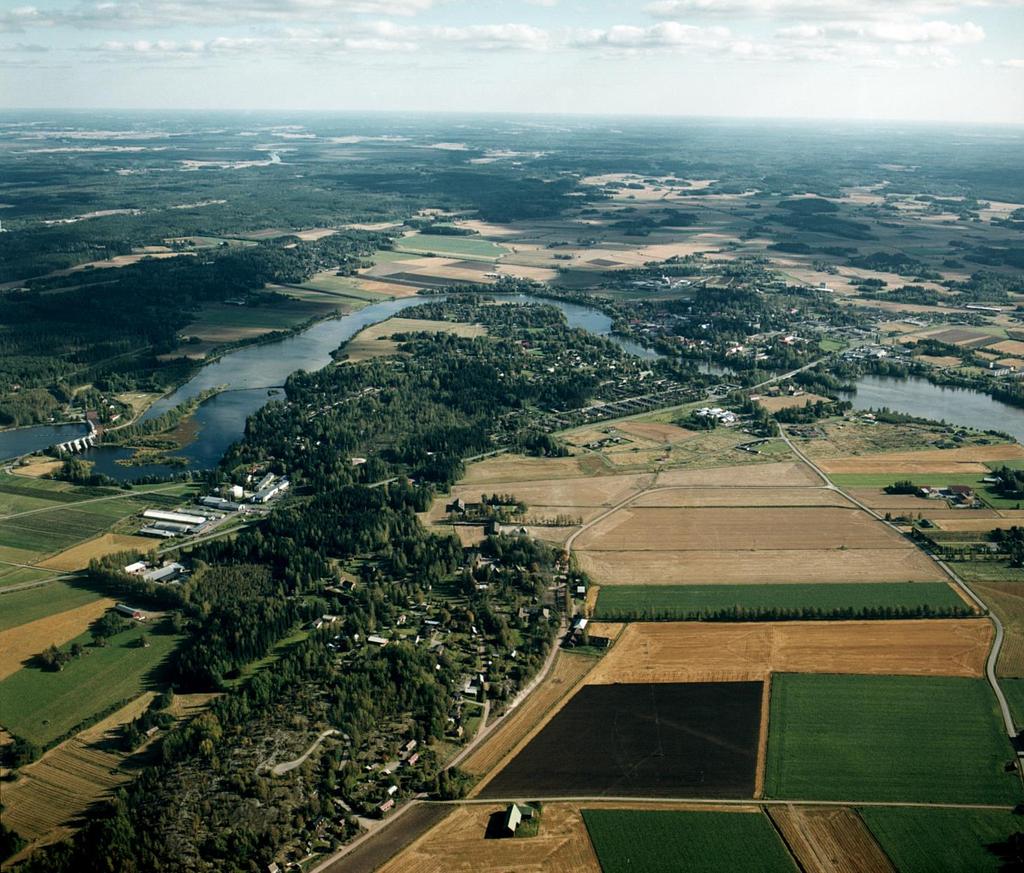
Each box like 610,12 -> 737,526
646,0 -> 1022,18
776,19 -> 985,44
570,21 -> 729,49
0,0 -> 437,32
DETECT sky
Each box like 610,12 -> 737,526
1,0 -> 1023,123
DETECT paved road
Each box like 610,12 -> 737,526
779,425 -> 1018,740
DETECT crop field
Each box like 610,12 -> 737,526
654,461 -> 821,486
0,474 -> 112,515
37,533 -> 156,571
578,547 -> 942,586
764,674 -> 1019,804
859,807 -> 1023,873
585,621 -> 991,685
0,624 -> 181,746
768,806 -> 895,873
575,506 -> 906,552
479,682 -> 763,799
0,566 -> 54,589
816,444 -> 1024,476
461,651 -> 597,777
343,317 -> 486,362
393,232 -> 509,259
0,581 -> 104,633
592,582 -> 968,621
757,393 -> 830,412
377,802 -> 601,873
633,486 -> 853,508
582,809 -> 797,873
973,581 -> 1024,676
801,421 -> 1018,463
0,597 -> 116,680
1001,679 -> 1024,726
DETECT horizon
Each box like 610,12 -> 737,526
3,0 -> 1022,124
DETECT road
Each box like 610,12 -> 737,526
778,424 -> 1018,740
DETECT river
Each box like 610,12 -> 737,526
850,374 -> 1023,444
2,293 -> 660,480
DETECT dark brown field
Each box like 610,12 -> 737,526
479,682 -> 763,800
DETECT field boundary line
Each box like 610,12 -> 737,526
754,674 -> 772,800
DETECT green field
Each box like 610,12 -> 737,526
0,581 -> 102,632
393,233 -> 508,259
952,561 -> 1024,584
0,566 -> 54,589
860,807 -> 1023,873
582,809 -> 798,873
1001,679 -> 1024,725
764,674 -> 1020,804
0,473 -> 114,516
593,582 -> 967,620
295,273 -> 393,301
0,624 -> 181,746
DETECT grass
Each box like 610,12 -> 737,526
827,473 -> 1024,510
952,562 -> 1024,584
0,623 -> 181,746
859,807 -> 1023,873
0,566 -> 54,589
764,674 -> 1020,804
297,272 -> 393,300
581,809 -> 798,873
819,338 -> 847,352
0,580 -> 102,632
593,582 -> 967,620
223,627 -> 309,689
1002,679 -> 1024,726
393,233 -> 508,259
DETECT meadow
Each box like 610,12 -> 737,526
581,809 -> 797,873
592,582 -> 967,621
859,807 -> 1023,873
393,233 -> 508,259
764,674 -> 1019,804
0,623 -> 181,746
0,580 -> 102,632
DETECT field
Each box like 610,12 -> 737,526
479,682 -> 763,799
815,444 -> 1024,476
375,802 -> 600,873
764,674 -> 1019,804
859,807 -> 1023,873
0,596 -> 116,681
592,582 -> 968,621
1002,679 -> 1024,725
460,651 -> 597,777
767,806 -> 895,873
342,317 -> 486,363
632,486 -> 853,508
585,621 -> 992,685
393,232 -> 509,259
582,809 -> 797,873
36,533 -> 156,571
973,581 -> 1024,677
757,393 -> 830,412
0,581 -> 103,632
576,506 -> 910,552
0,623 -> 181,746
577,548 -> 942,586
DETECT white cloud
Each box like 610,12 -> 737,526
570,21 -> 729,49
646,0 -> 1022,18
777,19 -> 985,44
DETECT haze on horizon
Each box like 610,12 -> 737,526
1,0 -> 1023,124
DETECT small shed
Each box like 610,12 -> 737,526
503,802 -> 536,836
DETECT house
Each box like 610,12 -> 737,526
502,803 -> 536,836
367,634 -> 389,647
143,562 -> 185,583
446,498 -> 467,514
123,561 -> 148,575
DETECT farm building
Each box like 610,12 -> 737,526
200,495 -> 242,511
115,603 -> 146,621
142,509 -> 207,527
502,803 -> 536,836
142,562 -> 186,583
138,526 -> 178,539
123,561 -> 148,575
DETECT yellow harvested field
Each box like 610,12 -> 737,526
459,453 -> 601,484
756,393 -> 830,412
452,472 -> 652,509
11,459 -> 64,478
343,317 -> 485,362
461,652 -> 597,777
915,354 -> 962,368
0,597 -> 115,681
975,582 -> 1024,677
768,806 -> 895,873
1,691 -> 213,856
376,802 -> 600,873
654,462 -> 820,487
817,444 -> 1024,475
933,518 -> 1024,532
577,549 -> 943,585
633,487 -> 854,508
585,620 -> 992,684
37,533 -> 157,572
575,507 -> 901,552
988,339 -> 1024,357
615,421 -> 696,442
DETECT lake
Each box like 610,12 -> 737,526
850,375 -> 1023,444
